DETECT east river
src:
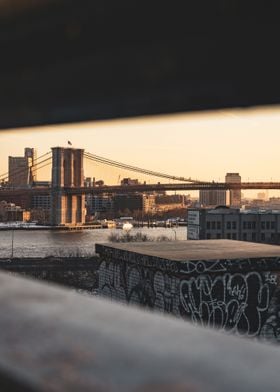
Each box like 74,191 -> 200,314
0,227 -> 187,258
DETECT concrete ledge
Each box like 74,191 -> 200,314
1,272 -> 280,391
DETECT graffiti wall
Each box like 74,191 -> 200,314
96,244 -> 280,341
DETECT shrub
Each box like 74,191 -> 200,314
108,232 -> 171,243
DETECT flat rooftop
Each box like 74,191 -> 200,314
97,240 -> 280,261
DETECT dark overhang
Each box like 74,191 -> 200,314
0,1 -> 279,129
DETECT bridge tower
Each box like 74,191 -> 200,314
51,147 -> 86,226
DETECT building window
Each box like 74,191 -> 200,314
232,233 -> 237,240
206,221 -> 210,230
252,232 -> 256,242
248,222 -> 252,230
271,221 -> 275,230
252,221 -> 256,230
211,222 -> 216,230
226,222 -> 231,230
261,233 -> 265,242
243,233 -> 247,241
217,221 -> 221,230
216,233 -> 221,239
207,233 -> 211,239
232,221 -> 237,230
227,233 -> 231,239
266,222 -> 270,230
261,221 -> 265,230
243,222 -> 247,229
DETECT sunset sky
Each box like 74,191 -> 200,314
1,105 -> 280,196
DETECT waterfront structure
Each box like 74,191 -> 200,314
8,147 -> 37,186
187,207 -> 280,244
86,194 -> 113,215
226,172 -> 241,207
113,194 -> 142,215
32,194 -> 51,210
143,194 -> 156,214
154,194 -> 186,213
0,200 -> 30,222
113,193 -> 156,216
51,147 -> 86,226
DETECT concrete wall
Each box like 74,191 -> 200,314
3,249 -> 280,343
0,257 -> 100,294
3,272 -> 280,392
96,244 -> 280,342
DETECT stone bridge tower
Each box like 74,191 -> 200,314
51,147 -> 86,226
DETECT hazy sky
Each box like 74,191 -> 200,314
1,105 -> 280,194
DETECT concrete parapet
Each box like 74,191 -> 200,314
96,240 -> 280,342
2,272 -> 280,391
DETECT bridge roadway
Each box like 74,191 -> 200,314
2,182 -> 280,197
65,182 -> 280,194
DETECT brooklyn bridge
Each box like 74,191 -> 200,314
1,147 -> 280,226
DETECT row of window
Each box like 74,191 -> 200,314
206,232 -> 277,241
260,221 -> 275,230
206,220 -> 276,231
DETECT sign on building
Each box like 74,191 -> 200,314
188,210 -> 200,226
187,225 -> 200,240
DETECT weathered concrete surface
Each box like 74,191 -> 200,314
96,240 -> 280,342
2,271 -> 280,391
98,239 -> 280,261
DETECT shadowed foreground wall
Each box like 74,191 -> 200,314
3,272 -> 280,391
96,242 -> 280,342
0,257 -> 100,294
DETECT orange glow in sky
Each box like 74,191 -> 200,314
1,105 -> 280,195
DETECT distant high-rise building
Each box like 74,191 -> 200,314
8,148 -> 37,186
24,147 -> 37,182
199,190 -> 226,207
225,173 -> 241,207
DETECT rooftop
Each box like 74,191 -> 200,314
97,240 -> 280,261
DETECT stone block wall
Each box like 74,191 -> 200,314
96,244 -> 280,342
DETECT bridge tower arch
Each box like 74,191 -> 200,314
51,147 -> 86,226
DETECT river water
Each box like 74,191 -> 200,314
0,227 -> 187,258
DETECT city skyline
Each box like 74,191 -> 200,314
1,105 -> 280,197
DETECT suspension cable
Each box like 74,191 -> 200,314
84,151 -> 207,184
0,155 -> 52,183
0,151 -> 51,179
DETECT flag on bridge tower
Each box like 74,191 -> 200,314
68,141 -> 72,146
